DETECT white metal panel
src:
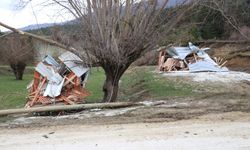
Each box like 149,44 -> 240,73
197,51 -> 217,66
58,51 -> 89,77
35,62 -> 63,84
43,55 -> 60,68
188,61 -> 229,72
167,42 -> 229,72
35,62 -> 54,81
43,78 -> 65,97
173,47 -> 195,60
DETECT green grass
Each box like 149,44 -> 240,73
85,68 -> 105,103
0,66 -> 34,75
120,67 -> 194,101
0,67 -> 106,109
0,66 -> 195,110
0,74 -> 33,109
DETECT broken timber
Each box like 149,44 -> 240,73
0,102 -> 139,116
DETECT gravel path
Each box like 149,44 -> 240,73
1,112 -> 250,150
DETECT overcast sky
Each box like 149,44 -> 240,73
0,0 -> 183,32
0,0 -> 73,31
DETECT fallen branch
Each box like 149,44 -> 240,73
0,102 -> 140,116
229,46 -> 250,55
196,40 -> 250,44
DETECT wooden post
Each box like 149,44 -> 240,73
0,21 -> 79,55
0,102 -> 140,116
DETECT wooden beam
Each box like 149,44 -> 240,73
29,78 -> 47,107
0,22 -> 24,34
0,21 -> 79,55
0,102 -> 140,116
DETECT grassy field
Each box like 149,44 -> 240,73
0,66 -> 194,110
119,67 -> 193,101
0,74 -> 32,109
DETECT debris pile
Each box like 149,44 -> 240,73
158,42 -> 228,72
26,51 -> 90,108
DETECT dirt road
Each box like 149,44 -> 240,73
1,112 -> 250,150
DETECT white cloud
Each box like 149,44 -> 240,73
0,0 -> 74,32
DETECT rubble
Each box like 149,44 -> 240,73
25,52 -> 90,108
158,42 -> 229,72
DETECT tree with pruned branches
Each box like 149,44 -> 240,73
17,0 -> 195,102
0,33 -> 34,80
51,0 -> 196,102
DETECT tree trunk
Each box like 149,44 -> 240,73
102,66 -> 128,103
102,73 -> 120,103
10,62 -> 26,80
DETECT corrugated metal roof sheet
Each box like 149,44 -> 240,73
35,62 -> 54,81
58,51 -> 89,77
188,61 -> 229,72
166,42 -> 229,72
43,78 -> 65,97
43,55 -> 60,68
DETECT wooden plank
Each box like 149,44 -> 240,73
60,96 -> 75,105
28,78 -> 47,107
63,74 -> 77,87
64,76 -> 75,85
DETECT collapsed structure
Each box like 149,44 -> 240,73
158,42 -> 228,72
26,51 -> 90,108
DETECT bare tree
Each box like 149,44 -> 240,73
0,33 -> 34,80
198,0 -> 250,40
51,0 -> 196,102
18,0 -> 195,102
12,0 -> 249,104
